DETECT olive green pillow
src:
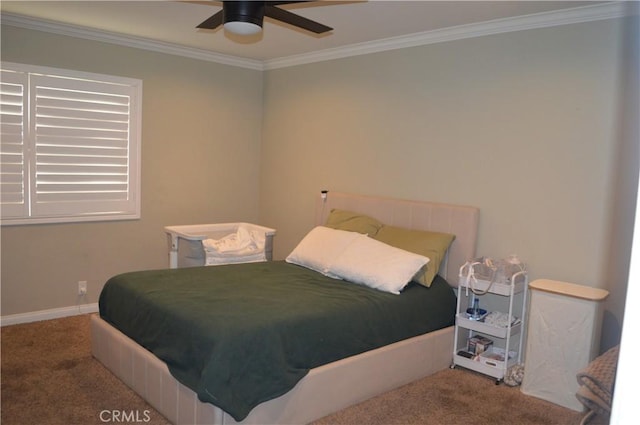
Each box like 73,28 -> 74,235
372,225 -> 455,287
325,209 -> 384,236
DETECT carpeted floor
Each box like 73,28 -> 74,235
311,368 -> 592,425
1,314 -> 172,425
1,314 -> 597,425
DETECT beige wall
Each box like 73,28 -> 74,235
0,26 -> 264,315
260,18 -> 638,350
1,16 -> 638,351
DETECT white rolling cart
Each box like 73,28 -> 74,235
451,259 -> 528,384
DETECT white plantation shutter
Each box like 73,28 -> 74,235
30,74 -> 135,217
0,69 -> 28,219
1,63 -> 141,225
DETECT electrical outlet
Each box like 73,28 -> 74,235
78,281 -> 87,296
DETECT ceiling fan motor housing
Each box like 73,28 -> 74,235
196,1 -> 333,35
224,1 -> 265,27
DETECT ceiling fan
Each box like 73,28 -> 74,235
196,1 -> 333,36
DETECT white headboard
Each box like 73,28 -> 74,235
315,192 -> 479,286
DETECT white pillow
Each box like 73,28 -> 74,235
285,226 -> 361,276
329,235 -> 430,295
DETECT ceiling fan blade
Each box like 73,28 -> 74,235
197,11 -> 223,29
264,4 -> 332,34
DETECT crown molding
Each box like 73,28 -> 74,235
263,2 -> 629,70
1,13 -> 264,71
1,2 -> 630,72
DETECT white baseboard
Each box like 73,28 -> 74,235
1,303 -> 99,327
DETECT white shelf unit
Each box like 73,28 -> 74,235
452,268 -> 528,383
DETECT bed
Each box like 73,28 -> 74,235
91,191 -> 479,425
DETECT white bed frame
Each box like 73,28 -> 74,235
91,192 -> 479,425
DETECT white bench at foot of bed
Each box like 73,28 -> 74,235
91,314 -> 454,425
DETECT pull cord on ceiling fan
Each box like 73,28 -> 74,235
197,1 -> 333,36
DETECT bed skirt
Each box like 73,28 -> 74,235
91,314 -> 454,425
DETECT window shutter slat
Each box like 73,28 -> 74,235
36,135 -> 129,149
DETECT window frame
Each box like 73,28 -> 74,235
1,62 -> 142,226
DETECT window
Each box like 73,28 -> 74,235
1,62 -> 142,225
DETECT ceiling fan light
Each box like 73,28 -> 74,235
224,21 -> 262,35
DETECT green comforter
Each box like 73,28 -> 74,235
99,261 -> 456,421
